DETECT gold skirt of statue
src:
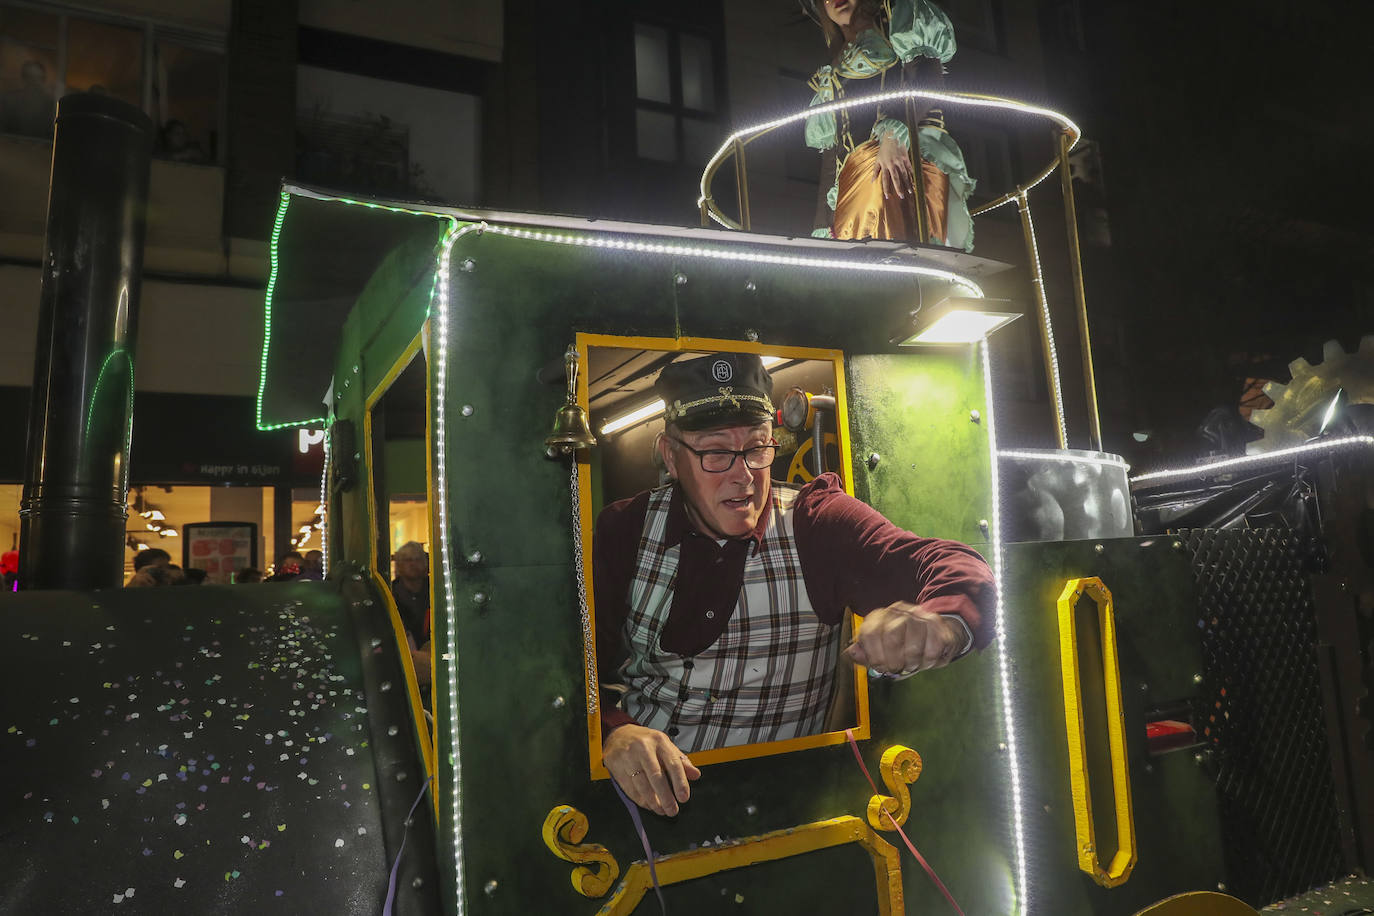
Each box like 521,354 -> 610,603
831,138 -> 949,244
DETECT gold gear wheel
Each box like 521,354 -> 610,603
786,432 -> 838,483
1249,336 -> 1374,453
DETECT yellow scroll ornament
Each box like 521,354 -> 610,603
541,805 -> 620,898
865,744 -> 923,831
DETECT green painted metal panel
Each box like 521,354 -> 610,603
439,231 -> 681,573
428,230 -> 1013,914
1002,536 -> 1227,915
845,351 -> 992,545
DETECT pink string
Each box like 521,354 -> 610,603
846,729 -> 965,916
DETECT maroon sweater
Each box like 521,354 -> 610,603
593,473 -> 996,733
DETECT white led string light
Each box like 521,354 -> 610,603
319,430 -> 330,579
1131,435 -> 1374,485
997,449 -> 1129,473
480,224 -> 985,298
1016,192 -> 1068,447
982,337 -> 1028,914
697,89 -> 1082,223
433,219 -> 480,911
274,185 -> 985,299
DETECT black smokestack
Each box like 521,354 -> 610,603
19,93 -> 153,589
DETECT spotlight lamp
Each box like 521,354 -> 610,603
893,297 -> 1022,346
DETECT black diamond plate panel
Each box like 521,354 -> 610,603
1180,528 -> 1345,906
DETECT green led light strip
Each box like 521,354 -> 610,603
254,193 -> 319,431
254,189 -> 458,431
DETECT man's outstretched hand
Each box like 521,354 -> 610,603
844,601 -> 963,677
603,723 -> 701,816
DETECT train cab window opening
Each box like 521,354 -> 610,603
365,344 -> 435,731
582,336 -> 871,776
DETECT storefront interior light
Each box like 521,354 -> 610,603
158,528 -> 177,537
894,297 -> 1022,346
140,509 -> 165,521
600,355 -> 787,437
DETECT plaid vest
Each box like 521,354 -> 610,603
621,483 -> 843,752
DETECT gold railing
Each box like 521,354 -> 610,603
697,90 -> 1100,451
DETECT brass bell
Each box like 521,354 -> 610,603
545,346 -> 597,455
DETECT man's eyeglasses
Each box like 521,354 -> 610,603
667,436 -> 778,473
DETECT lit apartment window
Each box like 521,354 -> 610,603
0,3 -> 224,164
633,22 -> 719,165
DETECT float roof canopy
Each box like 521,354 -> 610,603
257,181 -> 1012,430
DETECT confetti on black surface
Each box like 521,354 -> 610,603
0,583 -> 432,913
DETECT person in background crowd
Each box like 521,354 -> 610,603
182,567 -> 207,585
159,118 -> 208,163
126,547 -> 172,587
235,567 -> 264,584
1,550 -> 18,593
389,541 -> 432,688
298,550 -> 324,581
267,551 -> 303,581
0,59 -> 56,139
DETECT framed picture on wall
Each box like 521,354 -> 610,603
183,522 -> 258,584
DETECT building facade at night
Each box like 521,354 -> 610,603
2,0 -> 1090,575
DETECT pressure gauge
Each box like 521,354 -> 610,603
781,387 -> 812,433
